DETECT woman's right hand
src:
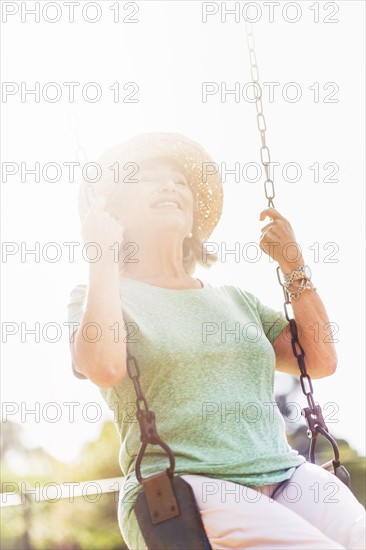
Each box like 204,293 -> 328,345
81,195 -> 125,263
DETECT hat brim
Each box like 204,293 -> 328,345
78,132 -> 224,241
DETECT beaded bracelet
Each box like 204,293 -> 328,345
287,279 -> 317,300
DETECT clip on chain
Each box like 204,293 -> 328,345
245,17 -> 347,481
126,346 -> 175,484
276,267 -> 344,477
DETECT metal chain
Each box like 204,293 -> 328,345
68,108 -> 96,209
68,28 -> 343,478
68,107 -> 175,480
125,338 -> 176,483
68,108 -> 89,167
244,19 -> 275,208
244,19 -> 339,466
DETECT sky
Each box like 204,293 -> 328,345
1,1 -> 365,466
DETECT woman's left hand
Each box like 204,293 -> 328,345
259,207 -> 304,272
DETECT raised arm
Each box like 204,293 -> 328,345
70,196 -> 127,388
259,207 -> 338,379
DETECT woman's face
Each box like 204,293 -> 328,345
107,156 -> 195,239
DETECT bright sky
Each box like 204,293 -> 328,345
1,1 -> 365,465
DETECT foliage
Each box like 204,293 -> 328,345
1,421 -> 127,550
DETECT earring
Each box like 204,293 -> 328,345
186,232 -> 193,239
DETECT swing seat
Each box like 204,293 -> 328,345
134,458 -> 350,550
134,472 -> 212,550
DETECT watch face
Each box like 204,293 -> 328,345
304,265 -> 312,279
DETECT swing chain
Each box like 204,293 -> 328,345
68,108 -> 97,209
286,315 -> 328,435
244,18 -> 346,476
68,108 -> 89,167
244,18 -> 275,209
245,16 -> 322,426
276,280 -> 329,439
244,17 -> 321,423
126,345 -> 176,483
279,262 -> 345,473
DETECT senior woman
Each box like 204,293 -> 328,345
67,132 -> 365,550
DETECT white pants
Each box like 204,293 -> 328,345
179,462 -> 366,549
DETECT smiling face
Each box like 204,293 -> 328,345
107,156 -> 196,239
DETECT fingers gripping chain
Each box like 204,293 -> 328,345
245,21 -> 350,487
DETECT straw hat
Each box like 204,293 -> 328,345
78,132 -> 224,241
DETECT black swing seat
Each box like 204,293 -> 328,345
135,473 -> 212,550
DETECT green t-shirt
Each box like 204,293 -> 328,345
67,276 -> 306,549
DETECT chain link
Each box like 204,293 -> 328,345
244,19 -> 275,208
68,108 -> 175,478
68,108 -> 96,208
125,336 -> 176,481
69,24 -> 345,481
68,108 -> 89,166
244,19 -> 335,460
245,24 -> 351,484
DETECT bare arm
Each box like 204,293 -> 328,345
273,273 -> 338,379
69,196 -> 127,388
259,207 -> 338,379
